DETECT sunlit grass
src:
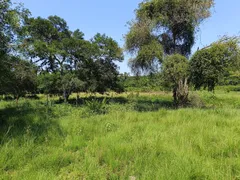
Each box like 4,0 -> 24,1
0,90 -> 240,179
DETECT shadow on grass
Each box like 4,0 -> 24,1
0,102 -> 64,144
25,94 -> 40,100
56,96 -> 129,106
0,95 -> 40,101
134,99 -> 174,112
56,96 -> 174,112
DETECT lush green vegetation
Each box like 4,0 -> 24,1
0,0 -> 124,102
1,0 -> 240,179
119,74 -> 164,92
1,90 -> 240,179
1,0 -> 239,105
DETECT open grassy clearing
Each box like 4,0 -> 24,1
0,90 -> 240,179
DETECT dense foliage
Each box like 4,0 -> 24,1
0,0 -> 240,104
0,0 -> 30,94
125,0 -> 214,64
190,37 -> 240,91
2,0 -> 240,179
0,1 -> 123,101
119,73 -> 163,92
1,57 -> 37,101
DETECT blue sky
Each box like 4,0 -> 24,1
14,0 -> 240,73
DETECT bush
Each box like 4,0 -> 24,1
188,93 -> 205,108
84,97 -> 108,115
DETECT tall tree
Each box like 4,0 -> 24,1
126,0 -> 214,67
125,0 -> 214,105
22,16 -> 89,101
22,16 -> 71,72
0,0 -> 30,94
77,33 -> 124,93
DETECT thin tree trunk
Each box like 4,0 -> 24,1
173,87 -> 177,106
63,90 -> 67,103
16,95 -> 19,106
47,94 -> 49,105
76,92 -> 80,106
59,62 -> 68,103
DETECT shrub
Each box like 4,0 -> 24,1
84,97 -> 108,115
188,93 -> 205,108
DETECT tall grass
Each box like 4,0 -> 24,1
0,90 -> 240,179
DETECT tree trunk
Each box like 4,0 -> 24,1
59,63 -> 68,103
76,92 -> 80,106
173,78 -> 189,107
47,94 -> 49,105
16,96 -> 19,106
173,87 -> 177,106
63,89 -> 68,103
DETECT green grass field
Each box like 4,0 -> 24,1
1,90 -> 240,179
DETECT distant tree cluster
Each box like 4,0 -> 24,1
0,0 -> 123,102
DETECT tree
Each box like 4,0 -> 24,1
22,17 -> 123,100
22,16 -> 90,101
60,73 -> 85,101
221,71 -> 240,86
125,0 -> 214,105
190,37 -> 240,91
22,16 -> 71,72
3,57 -> 37,103
37,72 -> 61,97
126,0 -> 214,58
77,33 -> 124,93
0,0 -> 10,57
37,72 -> 85,103
0,0 -> 30,92
162,54 -> 189,106
0,0 -> 29,55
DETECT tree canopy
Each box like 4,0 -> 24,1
0,1 -> 124,101
190,36 -> 240,91
0,0 -> 31,97
125,0 -> 214,75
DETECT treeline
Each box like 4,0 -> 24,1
120,72 -> 240,93
118,73 -> 162,92
1,0 -> 240,106
0,0 -> 123,102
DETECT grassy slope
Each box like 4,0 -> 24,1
0,91 -> 240,179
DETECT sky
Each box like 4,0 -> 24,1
14,0 -> 240,73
